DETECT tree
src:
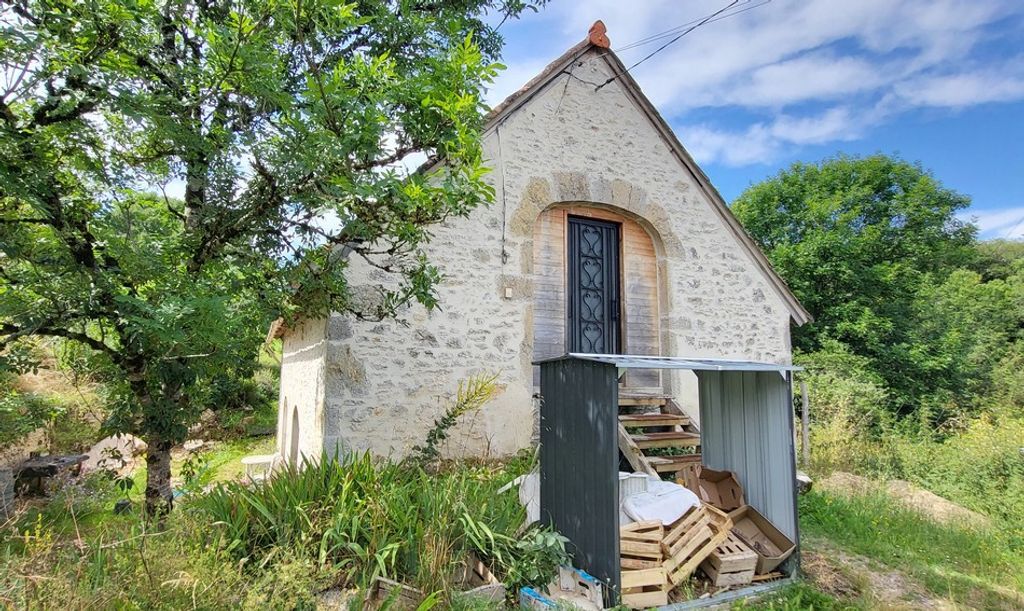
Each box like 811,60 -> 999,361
733,155 -> 977,412
0,0 -> 542,515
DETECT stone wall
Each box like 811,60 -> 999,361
307,47 -> 794,459
0,427 -> 48,468
278,317 -> 328,463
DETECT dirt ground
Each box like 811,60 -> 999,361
802,538 -> 957,610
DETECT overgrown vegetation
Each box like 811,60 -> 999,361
800,490 -> 1024,609
0,450 -> 565,608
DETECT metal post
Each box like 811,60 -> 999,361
799,381 -> 810,467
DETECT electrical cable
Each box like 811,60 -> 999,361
595,0 -> 741,91
595,0 -> 772,91
614,0 -> 767,52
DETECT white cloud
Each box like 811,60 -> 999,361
892,69 -> 1024,109
490,0 -> 1024,166
963,206 -> 1024,238
683,107 -> 863,166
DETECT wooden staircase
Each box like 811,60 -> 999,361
618,392 -> 702,478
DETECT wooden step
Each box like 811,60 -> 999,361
630,431 -> 701,450
618,413 -> 690,428
648,454 -> 702,473
619,394 -> 670,407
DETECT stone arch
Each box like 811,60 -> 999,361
531,200 -> 666,389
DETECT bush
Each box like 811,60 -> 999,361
0,390 -> 62,446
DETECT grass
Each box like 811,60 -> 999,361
735,582 -> 860,610
799,488 -> 1024,609
0,450 -> 561,609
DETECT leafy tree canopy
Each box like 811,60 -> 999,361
733,155 -> 983,414
0,0 -> 543,513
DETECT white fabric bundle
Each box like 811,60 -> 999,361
621,475 -> 700,525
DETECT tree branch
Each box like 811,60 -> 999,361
0,322 -> 117,359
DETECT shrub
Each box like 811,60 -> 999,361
0,390 -> 62,446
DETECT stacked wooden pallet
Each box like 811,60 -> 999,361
619,504 -> 732,609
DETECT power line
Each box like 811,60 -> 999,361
1002,213 -> 1024,240
595,0 -> 766,91
614,0 -> 770,53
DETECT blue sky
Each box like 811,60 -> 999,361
486,0 -> 1024,239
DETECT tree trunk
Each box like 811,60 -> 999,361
144,437 -> 174,517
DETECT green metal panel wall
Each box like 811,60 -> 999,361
539,358 -> 621,605
697,370 -> 799,542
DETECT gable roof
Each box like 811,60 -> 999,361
483,31 -> 812,326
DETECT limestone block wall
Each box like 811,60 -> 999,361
313,46 -> 793,457
278,317 -> 328,463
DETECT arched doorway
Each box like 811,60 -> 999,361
532,203 -> 662,388
289,407 -> 300,465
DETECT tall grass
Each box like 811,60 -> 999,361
800,490 -> 1024,609
192,451 -> 560,599
806,407 -> 1024,529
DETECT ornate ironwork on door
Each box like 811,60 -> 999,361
567,216 -> 621,354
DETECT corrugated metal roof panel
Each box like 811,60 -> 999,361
532,353 -> 803,372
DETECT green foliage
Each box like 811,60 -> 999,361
193,452 -> 546,600
0,388 -> 61,446
804,387 -> 1024,528
800,490 -> 1024,608
411,373 -> 498,466
460,512 -> 569,593
735,154 -> 1024,422
734,155 -> 976,412
889,415 -> 1024,527
0,0 -> 545,511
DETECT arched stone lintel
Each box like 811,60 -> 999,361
510,174 -> 683,260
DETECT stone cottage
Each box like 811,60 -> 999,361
270,24 -> 811,466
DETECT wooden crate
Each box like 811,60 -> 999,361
700,532 -> 757,587
661,505 -> 732,586
621,567 -> 669,609
620,520 -> 665,569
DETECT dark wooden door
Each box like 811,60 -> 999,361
567,216 -> 621,354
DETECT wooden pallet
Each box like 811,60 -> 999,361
700,532 -> 757,587
661,505 -> 732,586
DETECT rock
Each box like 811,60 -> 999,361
113,499 -> 133,515
817,471 -> 877,497
796,470 -> 813,495
182,439 -> 205,452
81,434 -> 146,474
885,479 -> 991,528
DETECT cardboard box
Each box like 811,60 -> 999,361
727,505 -> 796,574
683,467 -> 745,511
